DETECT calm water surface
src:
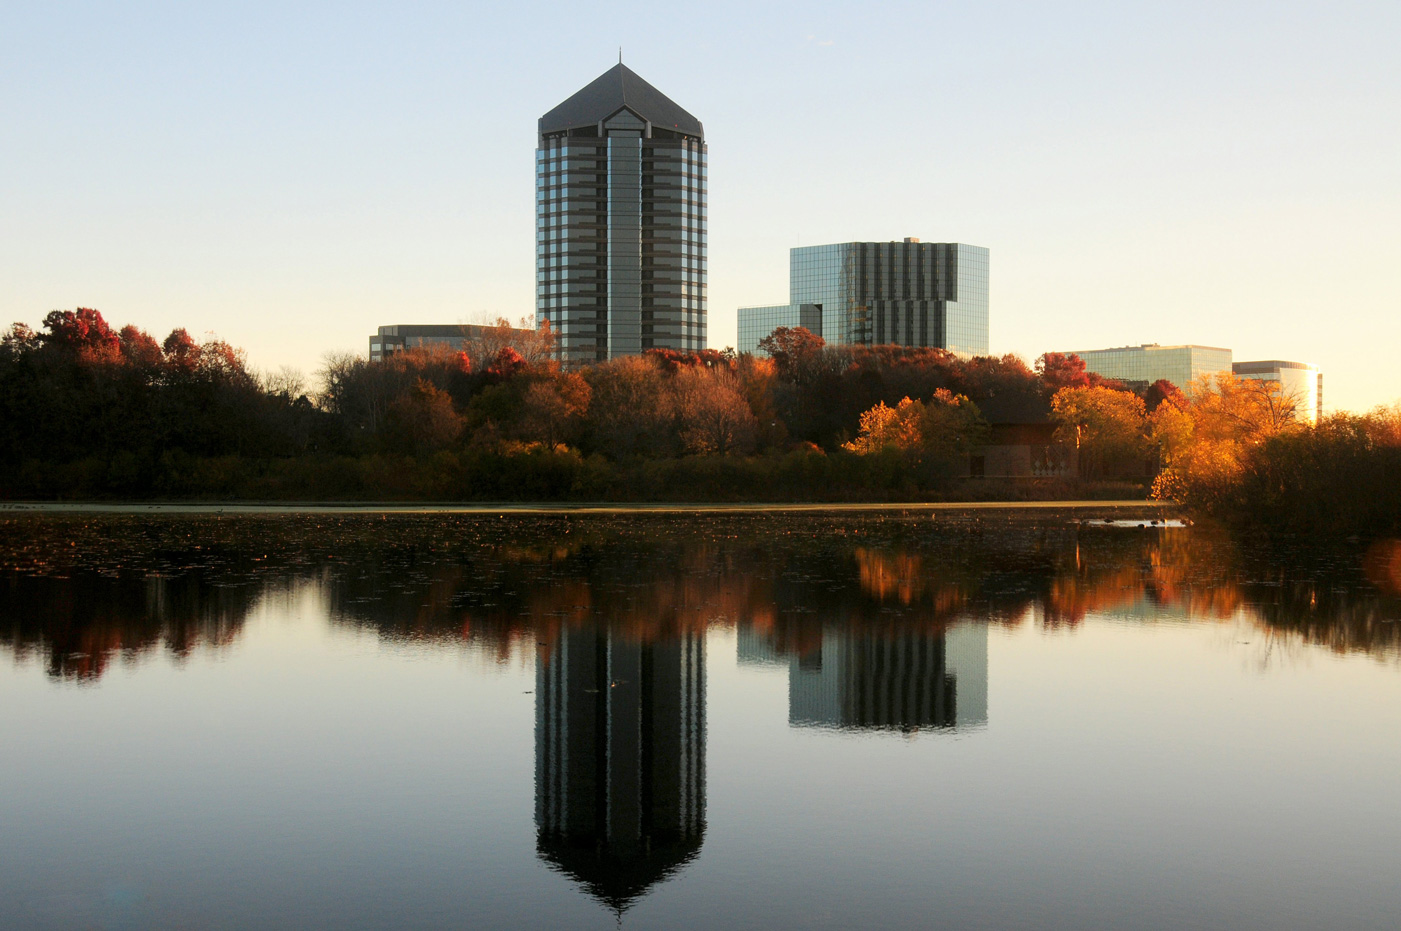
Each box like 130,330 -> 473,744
2,512 -> 1400,930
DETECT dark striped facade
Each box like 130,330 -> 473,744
738,240 -> 989,356
789,630 -> 958,732
534,628 -> 705,910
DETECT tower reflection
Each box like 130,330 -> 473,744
741,622 -> 988,733
534,627 -> 706,912
788,624 -> 988,732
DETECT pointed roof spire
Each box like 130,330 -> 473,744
539,64 -> 703,139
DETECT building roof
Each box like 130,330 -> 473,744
1233,360 -> 1318,372
539,63 -> 703,138
1074,343 -> 1232,354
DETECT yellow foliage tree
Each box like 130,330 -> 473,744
1151,372 -> 1305,508
843,397 -> 924,454
1050,386 -> 1149,479
843,392 -> 987,464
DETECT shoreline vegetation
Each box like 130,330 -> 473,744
0,500 -> 1176,516
4,309 -> 1397,536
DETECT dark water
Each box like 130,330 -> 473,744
2,512 -> 1400,931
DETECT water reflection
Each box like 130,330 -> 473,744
535,627 -> 705,912
4,516 -> 1400,929
3,518 -> 1398,684
790,626 -> 986,732
0,573 -> 259,681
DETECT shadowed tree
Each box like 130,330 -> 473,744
673,366 -> 758,455
757,326 -> 827,383
521,372 -> 592,449
581,356 -> 677,458
388,379 -> 464,454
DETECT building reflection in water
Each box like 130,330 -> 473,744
534,626 -> 706,912
742,623 -> 987,733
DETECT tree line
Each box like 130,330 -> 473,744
3,308 -> 1397,533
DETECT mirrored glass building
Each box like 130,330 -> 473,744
737,238 -> 989,356
1068,343 -> 1233,390
536,65 -> 706,364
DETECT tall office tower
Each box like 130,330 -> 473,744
537,64 -> 707,364
737,239 -> 990,356
535,627 -> 706,912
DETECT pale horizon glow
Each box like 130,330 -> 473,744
2,2 -> 1397,411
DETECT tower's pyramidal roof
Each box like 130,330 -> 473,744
539,63 -> 703,138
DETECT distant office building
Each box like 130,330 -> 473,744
535,628 -> 705,911
1234,359 -> 1323,422
787,623 -> 988,732
1070,343 -> 1232,390
368,323 -> 529,361
737,239 -> 990,357
735,623 -> 784,668
537,64 -> 706,364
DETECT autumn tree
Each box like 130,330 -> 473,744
1151,372 -> 1304,509
319,345 -> 473,441
1034,352 -> 1129,392
1143,379 -> 1186,414
387,379 -> 464,454
758,326 -> 828,382
734,353 -> 786,449
464,317 -> 556,370
521,372 -> 592,449
581,356 -> 677,458
919,389 -> 991,464
672,366 -> 758,455
41,308 -> 119,357
486,346 -> 528,380
118,325 -> 164,369
844,391 -> 988,469
843,398 -> 924,454
162,328 -> 200,372
1036,352 -> 1092,391
1050,386 -> 1150,480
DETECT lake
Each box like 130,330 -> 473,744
2,511 -> 1399,930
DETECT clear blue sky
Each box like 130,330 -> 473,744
3,1 -> 1398,411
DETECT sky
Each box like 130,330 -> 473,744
2,0 -> 1398,411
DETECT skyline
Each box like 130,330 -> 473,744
3,1 -> 1398,411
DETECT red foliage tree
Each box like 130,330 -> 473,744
1035,352 -> 1091,391
1036,351 -> 1128,392
487,346 -> 527,380
757,326 -> 826,378
162,328 -> 201,371
118,325 -> 164,368
644,347 -> 734,373
1144,378 -> 1187,413
41,308 -> 119,354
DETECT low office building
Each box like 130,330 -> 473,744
368,323 -> 530,361
1233,359 -> 1323,422
738,238 -> 989,357
1068,343 -> 1232,390
787,623 -> 988,733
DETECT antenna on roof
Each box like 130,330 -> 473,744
619,46 -> 622,64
